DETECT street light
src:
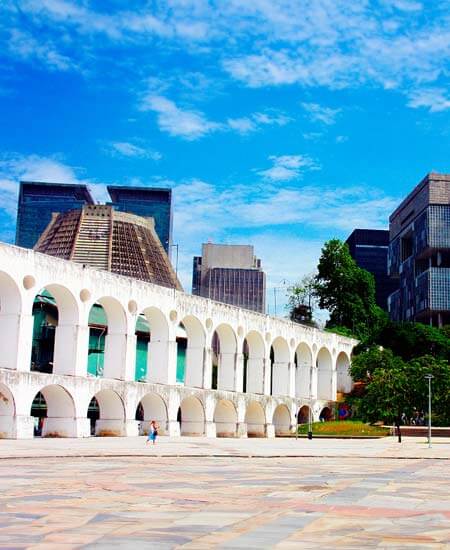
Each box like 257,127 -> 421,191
272,279 -> 289,316
424,373 -> 434,448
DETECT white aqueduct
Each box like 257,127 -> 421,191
0,243 -> 356,439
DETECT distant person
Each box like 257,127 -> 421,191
146,420 -> 159,445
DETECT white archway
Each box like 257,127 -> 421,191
31,385 -> 76,437
0,384 -> 15,438
182,315 -> 206,388
297,405 -> 311,425
271,337 -> 290,396
295,343 -> 313,399
137,393 -> 168,435
317,347 -> 334,400
272,404 -> 291,436
213,324 -> 237,391
336,352 -> 352,394
244,331 -> 265,394
245,401 -> 266,437
178,396 -> 205,436
0,272 -> 23,371
214,399 -> 237,437
90,389 -> 125,436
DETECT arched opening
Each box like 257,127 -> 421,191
0,384 -> 15,438
212,324 -> 237,391
317,347 -> 334,400
178,396 -> 204,436
89,389 -> 125,436
244,331 -> 265,394
88,297 -> 127,379
214,399 -> 238,437
30,285 -> 80,375
143,307 -> 169,384
31,385 -> 76,437
0,272 -> 22,371
136,393 -> 168,435
245,401 -> 266,437
319,406 -> 333,422
273,404 -> 291,436
297,405 -> 311,425
270,337 -> 290,396
336,352 -> 352,394
295,343 -> 313,399
182,315 -> 206,388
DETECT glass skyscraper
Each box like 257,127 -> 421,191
388,173 -> 450,326
15,181 -> 94,249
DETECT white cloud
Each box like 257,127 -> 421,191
109,142 -> 162,160
140,95 -> 223,140
301,102 -> 341,125
407,88 -> 450,112
227,110 -> 291,135
258,154 -> 320,182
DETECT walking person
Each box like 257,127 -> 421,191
146,420 -> 159,445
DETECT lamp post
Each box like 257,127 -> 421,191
424,373 -> 434,448
273,279 -> 289,317
308,363 -> 313,440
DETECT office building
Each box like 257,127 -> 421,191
108,186 -> 172,254
192,243 -> 266,313
388,173 -> 450,326
346,229 -> 398,311
34,204 -> 181,290
15,182 -> 173,255
15,181 -> 94,249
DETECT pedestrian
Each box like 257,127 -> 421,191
146,420 -> 159,445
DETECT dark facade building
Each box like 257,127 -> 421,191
34,205 -> 182,289
15,182 -> 173,255
346,229 -> 398,311
15,181 -> 94,249
192,243 -> 266,313
388,173 -> 450,326
108,186 -> 172,254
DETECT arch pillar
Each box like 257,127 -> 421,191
1,312 -> 34,372
53,322 -> 90,376
147,338 -> 177,385
234,352 -> 244,393
262,355 -> 272,396
202,346 -> 213,389
104,331 -> 136,381
272,362 -> 291,396
217,352 -> 236,391
185,345 -> 205,388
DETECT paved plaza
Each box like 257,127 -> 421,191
0,437 -> 449,549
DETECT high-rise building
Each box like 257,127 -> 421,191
34,204 -> 182,290
388,173 -> 450,326
192,243 -> 266,313
15,181 -> 94,249
108,186 -> 172,254
15,182 -> 173,255
346,229 -> 398,311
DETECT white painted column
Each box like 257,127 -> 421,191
288,362 -> 296,398
263,357 -> 272,396
247,357 -> 264,394
234,352 -> 244,393
104,332 -> 136,380
185,345 -> 204,388
272,362 -> 290,396
43,417 -> 91,438
53,323 -> 89,377
0,313 -> 34,372
218,352 -> 236,391
147,339 -> 177,385
202,347 -> 213,389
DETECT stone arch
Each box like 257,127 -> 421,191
244,330 -> 265,394
212,324 -> 237,391
178,395 -> 205,436
272,404 -> 291,436
297,405 -> 311,425
319,406 -> 333,422
88,297 -> 127,379
181,315 -> 206,388
0,383 -> 16,438
295,342 -> 313,399
143,306 -> 170,384
89,389 -> 125,436
31,384 -> 76,438
336,351 -> 352,394
32,284 -> 81,376
245,401 -> 266,437
271,337 -> 290,396
317,347 -> 334,400
214,399 -> 237,437
0,272 -> 23,371
136,393 -> 168,435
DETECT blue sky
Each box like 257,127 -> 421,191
1,0 -> 450,315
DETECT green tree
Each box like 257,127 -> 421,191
286,273 -> 317,326
314,239 -> 386,341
